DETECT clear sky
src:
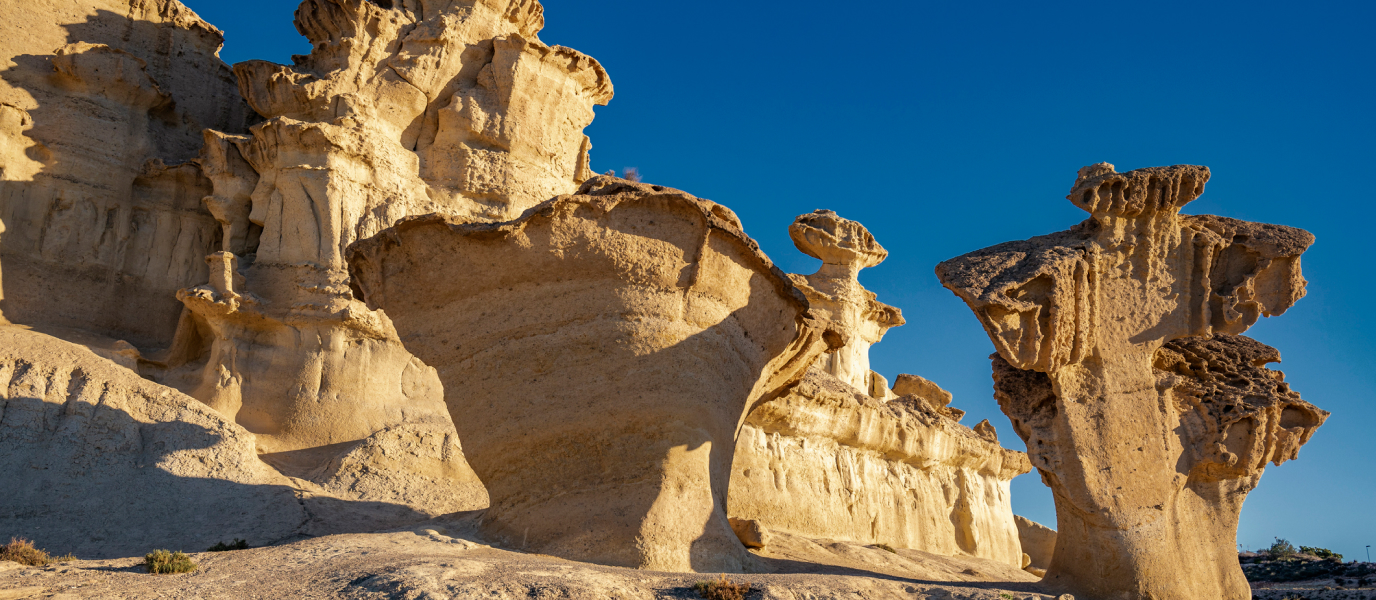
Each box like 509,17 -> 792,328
183,0 -> 1375,561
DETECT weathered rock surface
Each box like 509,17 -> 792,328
729,366 -> 1030,567
728,211 -> 1028,568
937,163 -> 1327,600
0,0 -> 253,345
348,176 -> 838,573
0,325 -> 491,556
1014,516 -> 1056,572
160,0 -> 613,455
261,422 -> 489,519
787,210 -> 904,395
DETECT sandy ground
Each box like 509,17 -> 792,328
0,513 -> 1060,599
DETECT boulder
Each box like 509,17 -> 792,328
936,163 -> 1327,600
348,176 -> 837,572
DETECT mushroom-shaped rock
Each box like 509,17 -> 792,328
936,163 -> 1325,600
787,210 -> 904,394
347,176 -> 836,572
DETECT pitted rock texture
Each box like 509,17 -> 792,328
348,176 -> 838,573
728,366 -> 1030,568
0,0 -> 253,346
938,162 -> 1325,600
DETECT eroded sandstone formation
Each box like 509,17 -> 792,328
348,177 -> 839,572
937,163 -> 1327,600
729,367 -> 1030,566
0,0 -> 253,345
1,0 -> 551,535
160,0 -> 613,454
728,211 -> 1028,568
0,325 -> 486,557
786,210 -> 904,395
1014,515 -> 1056,573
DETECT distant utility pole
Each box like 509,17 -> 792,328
1367,545 -> 1371,563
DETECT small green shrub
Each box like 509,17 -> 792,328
1267,538 -> 1297,560
0,538 -> 52,566
207,539 -> 249,552
874,543 -> 897,554
144,550 -> 197,574
692,574 -> 751,600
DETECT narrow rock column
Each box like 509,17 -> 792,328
787,210 -> 904,395
936,163 -> 1327,600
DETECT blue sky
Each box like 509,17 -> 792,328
185,0 -> 1375,560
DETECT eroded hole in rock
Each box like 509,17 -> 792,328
1280,406 -> 1314,429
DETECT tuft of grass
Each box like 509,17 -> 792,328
144,549 -> 197,575
207,539 -> 249,552
874,543 -> 897,554
692,573 -> 751,600
0,538 -> 69,567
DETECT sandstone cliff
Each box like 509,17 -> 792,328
0,0 -> 491,523
730,366 -> 1030,566
0,0 -> 252,346
937,162 -> 1327,600
160,0 -> 613,456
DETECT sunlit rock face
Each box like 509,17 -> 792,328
161,0 -> 612,454
0,0 -> 253,346
348,177 -> 838,573
937,163 -> 1327,600
728,366 -> 1031,567
727,210 -> 1030,568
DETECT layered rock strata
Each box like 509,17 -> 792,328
937,163 -> 1327,600
728,210 -> 1028,567
729,366 -> 1030,566
348,176 -> 839,573
0,0 -> 253,345
162,0 -> 612,454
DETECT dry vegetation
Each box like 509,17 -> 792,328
144,550 -> 197,574
0,538 -> 73,567
693,573 -> 752,600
